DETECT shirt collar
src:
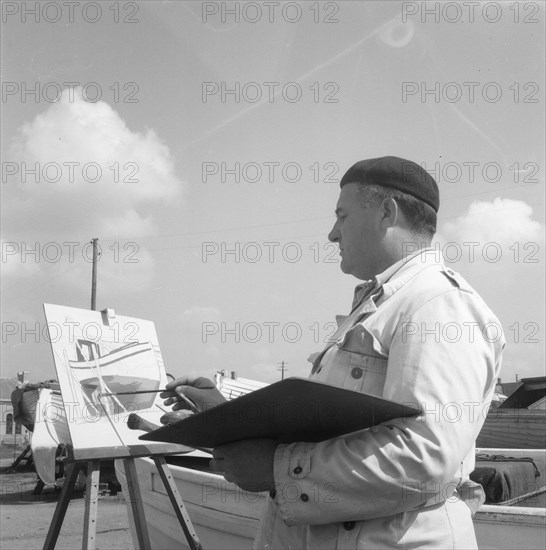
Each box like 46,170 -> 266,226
351,247 -> 442,308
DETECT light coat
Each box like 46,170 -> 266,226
254,250 -> 505,549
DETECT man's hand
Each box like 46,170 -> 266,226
160,376 -> 226,414
159,409 -> 193,426
210,439 -> 277,492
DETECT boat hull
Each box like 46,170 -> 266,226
115,455 -> 264,549
21,389 -> 39,431
116,449 -> 546,550
474,505 -> 546,550
31,388 -> 72,485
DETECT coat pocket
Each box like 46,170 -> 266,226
344,352 -> 388,396
311,325 -> 388,397
340,324 -> 388,396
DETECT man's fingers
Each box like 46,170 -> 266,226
160,410 -> 193,425
164,377 -> 195,391
164,376 -> 215,391
182,386 -> 211,403
161,386 -> 195,408
172,401 -> 194,411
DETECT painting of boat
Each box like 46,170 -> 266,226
68,340 -> 161,413
43,303 -> 190,460
477,377 -> 546,449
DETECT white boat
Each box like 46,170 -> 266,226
27,387 -> 72,486
25,374 -> 546,548
115,448 -> 546,550
116,453 -> 264,549
115,374 -> 546,550
472,448 -> 546,549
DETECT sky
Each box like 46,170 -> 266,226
1,1 -> 545,386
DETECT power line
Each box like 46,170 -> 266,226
3,262 -> 81,305
95,184 -> 543,244
97,216 -> 332,243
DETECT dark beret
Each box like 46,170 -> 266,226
339,156 -> 439,213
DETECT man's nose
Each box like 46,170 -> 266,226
328,222 -> 339,243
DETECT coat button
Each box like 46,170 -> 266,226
300,493 -> 309,502
293,466 -> 303,475
351,367 -> 363,379
343,521 -> 356,530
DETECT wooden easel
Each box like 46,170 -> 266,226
43,455 -> 203,550
41,301 -> 203,549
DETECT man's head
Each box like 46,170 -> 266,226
328,156 -> 438,280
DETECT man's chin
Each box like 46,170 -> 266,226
340,260 -> 368,280
339,259 -> 350,274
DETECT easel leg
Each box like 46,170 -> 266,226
42,462 -> 80,549
153,456 -> 203,550
122,458 -> 152,549
82,460 -> 100,550
7,444 -> 31,471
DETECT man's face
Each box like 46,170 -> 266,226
328,183 -> 384,281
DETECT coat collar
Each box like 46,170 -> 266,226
351,247 -> 443,309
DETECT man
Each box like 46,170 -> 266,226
162,156 -> 504,549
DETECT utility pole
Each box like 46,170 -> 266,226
278,361 -> 288,380
90,238 -> 99,310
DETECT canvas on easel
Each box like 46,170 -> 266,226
42,304 -> 202,550
43,303 -> 191,459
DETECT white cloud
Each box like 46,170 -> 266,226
435,198 -> 544,267
100,209 -> 156,240
439,198 -> 543,246
3,87 -> 183,293
7,87 -> 181,224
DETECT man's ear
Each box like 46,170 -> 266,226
380,197 -> 399,227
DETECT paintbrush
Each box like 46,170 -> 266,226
98,389 -> 200,413
127,413 -> 212,454
100,389 -> 164,396
126,412 -> 164,433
